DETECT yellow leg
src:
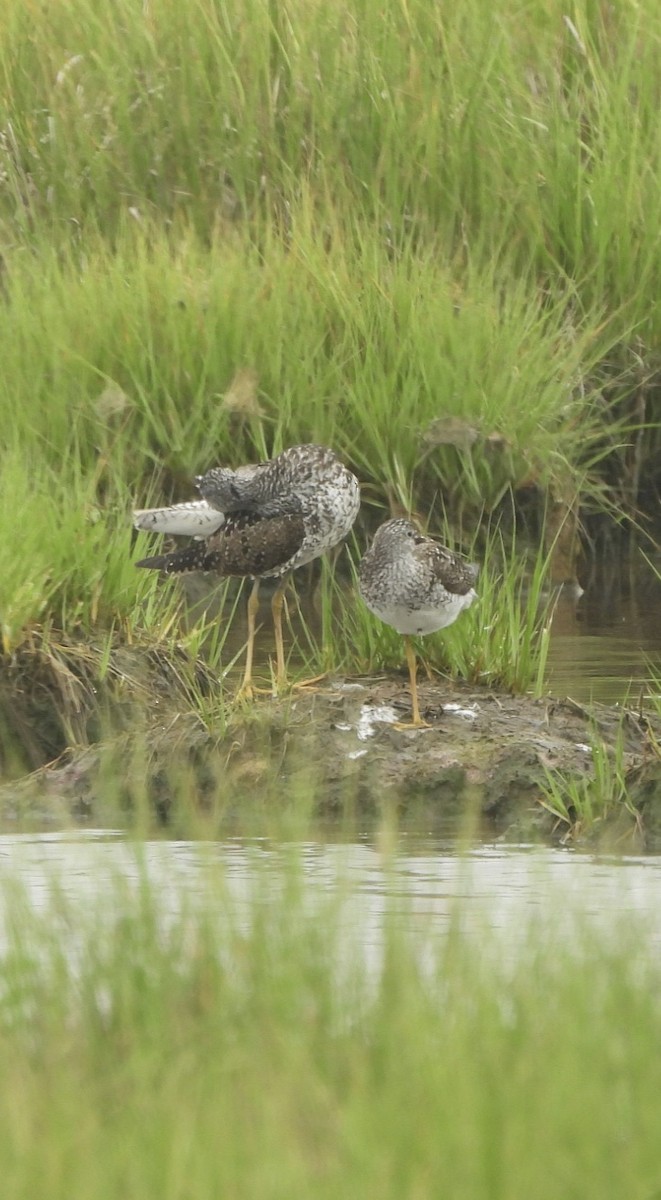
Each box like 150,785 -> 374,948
394,636 -> 431,729
406,636 -> 422,726
272,577 -> 288,689
235,578 -> 260,701
272,575 -> 326,694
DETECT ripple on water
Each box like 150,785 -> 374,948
2,832 -> 661,965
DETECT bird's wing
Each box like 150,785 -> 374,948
133,501 -> 225,538
414,542 -> 478,595
135,512 -> 307,577
215,512 -> 306,575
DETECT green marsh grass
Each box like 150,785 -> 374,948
1,0 -> 660,732
0,231 -> 627,498
0,848 -> 660,1197
539,719 -> 639,836
0,230 -> 630,668
3,0 -> 661,341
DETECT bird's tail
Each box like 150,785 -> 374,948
135,544 -> 226,574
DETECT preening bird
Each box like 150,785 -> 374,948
133,444 -> 360,697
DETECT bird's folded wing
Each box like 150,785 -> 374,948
135,512 -> 306,577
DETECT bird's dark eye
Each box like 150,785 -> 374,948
229,482 -> 241,500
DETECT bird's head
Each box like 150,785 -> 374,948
195,464 -> 259,512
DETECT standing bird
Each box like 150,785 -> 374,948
133,444 -> 360,697
358,518 -> 478,727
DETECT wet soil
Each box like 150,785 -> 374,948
2,658 -> 661,849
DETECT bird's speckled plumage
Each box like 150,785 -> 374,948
358,518 -> 478,727
359,518 -> 478,635
134,444 -> 360,581
133,444 -> 361,697
135,512 -> 306,577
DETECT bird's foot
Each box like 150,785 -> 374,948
235,677 -> 279,702
235,676 -> 293,700
288,672 -> 328,694
393,717 -> 433,731
234,671 -> 329,702
236,681 -> 283,701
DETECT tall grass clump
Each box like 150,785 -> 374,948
540,721 -> 637,835
0,226 -> 633,659
0,229 -> 626,501
0,852 -> 659,1197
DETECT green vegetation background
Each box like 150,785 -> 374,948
1,0 -> 660,711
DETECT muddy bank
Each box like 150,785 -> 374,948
2,664 -> 661,848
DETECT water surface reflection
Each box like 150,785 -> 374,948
2,832 -> 661,956
546,556 -> 661,703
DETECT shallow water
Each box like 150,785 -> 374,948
2,831 -> 661,956
545,555 -> 661,704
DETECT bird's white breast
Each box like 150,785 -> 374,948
368,589 -> 477,636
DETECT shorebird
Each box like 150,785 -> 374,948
133,444 -> 360,697
358,517 -> 478,727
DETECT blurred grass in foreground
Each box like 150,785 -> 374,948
0,845 -> 658,1198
